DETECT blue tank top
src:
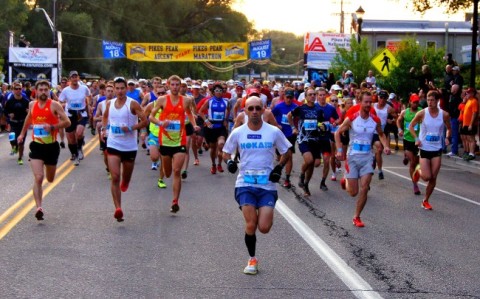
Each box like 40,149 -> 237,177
126,89 -> 141,104
207,97 -> 228,128
149,91 -> 158,104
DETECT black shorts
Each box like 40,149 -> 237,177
385,123 -> 398,135
66,110 -> 88,133
318,139 -> 332,155
460,125 -> 478,136
287,135 -> 297,154
160,145 -> 187,157
185,123 -> 194,136
29,141 -> 61,165
204,126 -> 228,144
106,147 -> 137,162
419,149 -> 442,160
298,141 -> 321,160
340,130 -> 350,146
371,133 -> 380,145
403,139 -> 419,156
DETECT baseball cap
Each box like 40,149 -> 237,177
409,93 -> 420,102
192,84 -> 201,89
346,70 -> 353,75
304,83 -> 311,88
201,82 -> 208,88
236,82 -> 245,89
272,85 -> 280,91
285,90 -> 295,98
331,84 -> 342,91
378,90 -> 389,98
127,80 -> 135,85
69,70 -> 79,77
247,87 -> 260,97
388,93 -> 396,100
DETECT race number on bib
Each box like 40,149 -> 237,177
281,114 -> 289,125
243,169 -> 269,185
166,120 -> 181,132
70,102 -> 83,109
109,123 -> 125,136
351,140 -> 371,153
212,111 -> 224,121
33,124 -> 50,138
425,132 -> 440,143
303,119 -> 317,131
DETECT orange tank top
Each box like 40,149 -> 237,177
159,95 -> 186,147
31,99 -> 59,144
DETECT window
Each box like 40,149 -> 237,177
377,41 -> 386,49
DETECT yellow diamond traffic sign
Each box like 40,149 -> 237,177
371,48 -> 398,77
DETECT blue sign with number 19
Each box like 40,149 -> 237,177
249,39 -> 271,60
103,40 -> 126,59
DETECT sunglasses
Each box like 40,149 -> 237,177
247,105 -> 262,111
331,99 -> 338,102
214,89 -> 223,92
13,87 -> 22,90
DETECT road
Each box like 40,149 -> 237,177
0,131 -> 479,298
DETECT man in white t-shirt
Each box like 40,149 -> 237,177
58,70 -> 91,166
223,96 -> 291,275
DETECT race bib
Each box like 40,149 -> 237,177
212,111 -> 225,121
33,124 -> 50,138
351,140 -> 371,153
243,169 -> 269,185
281,114 -> 289,125
303,119 -> 317,131
425,132 -> 440,143
109,123 -> 125,136
405,122 -> 419,131
166,120 -> 181,132
70,102 -> 83,109
9,132 -> 15,141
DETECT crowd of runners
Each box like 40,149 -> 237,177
2,65 -> 479,274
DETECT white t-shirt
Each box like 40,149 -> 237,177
223,122 -> 291,190
59,85 -> 91,110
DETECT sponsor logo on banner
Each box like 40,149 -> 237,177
225,45 -> 245,59
19,49 -> 49,62
130,45 -> 147,56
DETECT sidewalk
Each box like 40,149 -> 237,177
390,141 -> 480,175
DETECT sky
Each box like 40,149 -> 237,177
231,0 -> 469,36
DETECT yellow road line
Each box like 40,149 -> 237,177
0,138 -> 99,240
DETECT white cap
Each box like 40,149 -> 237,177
388,93 -> 396,100
272,85 -> 280,91
127,80 -> 136,85
201,82 -> 209,88
192,84 -> 201,89
346,70 -> 353,75
305,83 -> 311,88
331,84 -> 342,91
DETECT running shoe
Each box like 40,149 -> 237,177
210,165 -> 217,174
35,207 -> 44,221
378,171 -> 384,180
303,184 -> 311,196
90,127 -> 96,135
194,159 -> 199,166
283,179 -> 291,189
60,141 -> 65,149
467,154 -> 476,161
352,217 -> 365,227
462,153 -> 469,160
181,170 -> 188,179
120,181 -> 129,192
151,162 -> 158,170
412,164 -> 421,183
320,183 -> 328,191
17,158 -> 23,166
217,164 -> 224,173
340,178 -> 346,190
422,201 -> 432,210
170,199 -> 180,213
243,257 -> 258,275
413,184 -> 421,195
9,149 -> 15,156
157,179 -> 167,189
78,149 -> 84,160
73,156 -> 80,166
70,154 -> 75,161
446,152 -> 455,157
331,174 -> 337,181
114,208 -> 124,222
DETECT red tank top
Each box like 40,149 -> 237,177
31,99 -> 59,144
159,95 -> 186,147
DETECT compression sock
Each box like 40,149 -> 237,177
245,233 -> 256,257
68,143 -> 78,156
77,137 -> 85,150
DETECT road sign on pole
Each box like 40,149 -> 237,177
371,48 -> 398,77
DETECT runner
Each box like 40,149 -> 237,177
149,75 -> 200,213
335,91 -> 391,227
58,70 -> 91,166
198,83 -> 230,174
101,77 -> 148,222
397,93 -> 422,195
94,83 -> 115,179
222,96 -> 292,275
410,90 -> 452,210
4,81 -> 30,165
287,87 -> 326,196
271,87 -> 298,188
17,80 -> 71,221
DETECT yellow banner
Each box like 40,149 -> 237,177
126,43 -> 248,62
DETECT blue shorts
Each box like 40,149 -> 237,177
148,133 -> 159,147
235,187 -> 277,209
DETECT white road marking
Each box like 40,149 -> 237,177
382,169 -> 480,206
383,166 -> 458,171
276,200 -> 383,299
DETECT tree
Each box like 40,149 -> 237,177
329,37 -> 371,84
411,0 -> 474,13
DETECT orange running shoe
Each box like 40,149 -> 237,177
422,201 -> 432,210
114,208 -> 124,222
352,217 -> 365,227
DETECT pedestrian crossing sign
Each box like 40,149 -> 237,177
371,49 -> 398,77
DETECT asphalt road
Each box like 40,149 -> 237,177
0,130 -> 479,299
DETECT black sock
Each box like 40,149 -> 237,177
321,178 -> 326,184
245,233 -> 256,257
68,143 -> 78,156
286,174 -> 290,181
77,137 -> 84,150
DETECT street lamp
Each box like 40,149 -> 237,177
35,6 -> 56,46
356,6 -> 365,43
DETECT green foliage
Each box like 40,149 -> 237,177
329,37 -> 371,83
377,38 -> 445,102
411,0 -> 473,13
0,1 -> 29,49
